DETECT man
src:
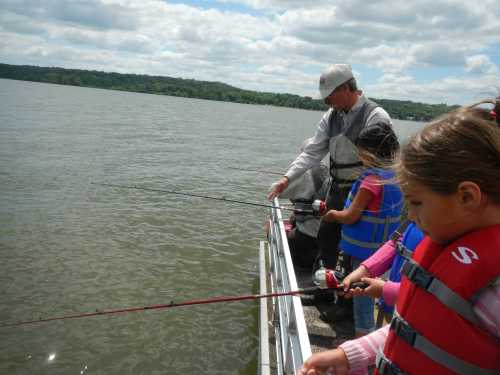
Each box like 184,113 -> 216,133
280,138 -> 330,271
268,64 -> 393,279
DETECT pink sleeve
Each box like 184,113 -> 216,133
339,325 -> 390,373
359,174 -> 382,196
359,175 -> 382,212
361,239 -> 398,277
382,281 -> 400,306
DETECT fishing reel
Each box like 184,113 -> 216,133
313,265 -> 344,289
293,199 -> 327,216
313,264 -> 369,290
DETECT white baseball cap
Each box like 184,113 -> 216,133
318,64 -> 353,99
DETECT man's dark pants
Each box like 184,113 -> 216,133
316,182 -> 352,271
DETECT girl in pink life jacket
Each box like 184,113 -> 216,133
298,98 -> 500,375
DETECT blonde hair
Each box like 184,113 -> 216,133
395,98 -> 500,204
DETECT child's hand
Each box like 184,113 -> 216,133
322,209 -> 337,222
353,277 -> 385,298
340,265 -> 370,298
298,348 -> 349,375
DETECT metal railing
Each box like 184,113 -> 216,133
259,198 -> 311,374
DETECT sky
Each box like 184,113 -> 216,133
1,0 -> 500,105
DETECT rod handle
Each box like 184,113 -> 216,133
349,281 -> 369,290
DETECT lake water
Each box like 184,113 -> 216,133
0,78 -> 424,375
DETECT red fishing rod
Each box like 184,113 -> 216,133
0,287 -> 321,329
91,182 -> 326,215
0,279 -> 368,329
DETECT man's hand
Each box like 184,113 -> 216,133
298,348 -> 349,375
267,177 -> 289,200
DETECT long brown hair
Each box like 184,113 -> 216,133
395,98 -> 500,203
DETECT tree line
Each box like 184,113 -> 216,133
0,63 -> 458,121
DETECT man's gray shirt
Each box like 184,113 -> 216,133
284,95 -> 392,186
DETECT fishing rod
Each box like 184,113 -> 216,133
91,182 -> 326,215
228,167 -> 284,176
0,287 -> 321,328
0,280 -> 368,329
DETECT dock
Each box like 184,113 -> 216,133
259,198 -> 355,374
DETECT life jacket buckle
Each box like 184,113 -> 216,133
390,317 -> 417,346
402,261 -> 434,290
376,354 -> 407,375
395,242 -> 405,256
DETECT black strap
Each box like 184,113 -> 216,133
401,260 -> 434,289
389,314 -> 499,375
396,242 -> 414,261
330,176 -> 357,185
390,220 -> 410,242
376,354 -> 407,375
390,315 -> 418,347
330,160 -> 364,169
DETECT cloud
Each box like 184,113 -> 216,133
0,0 -> 499,104
465,55 -> 498,75
412,43 -> 467,67
0,0 -> 138,30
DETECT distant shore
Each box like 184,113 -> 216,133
0,63 -> 458,121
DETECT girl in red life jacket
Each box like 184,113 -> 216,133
298,98 -> 500,375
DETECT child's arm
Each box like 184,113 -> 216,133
299,325 -> 390,374
362,238 -> 398,276
381,280 -> 400,306
341,238 -> 398,297
323,187 -> 374,224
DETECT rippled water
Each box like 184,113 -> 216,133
0,79 -> 424,374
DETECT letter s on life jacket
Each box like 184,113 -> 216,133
452,246 -> 479,265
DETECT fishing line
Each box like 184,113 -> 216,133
91,182 -> 317,215
227,167 -> 283,175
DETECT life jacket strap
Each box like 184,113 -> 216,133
330,176 -> 357,186
376,352 -> 407,375
340,233 -> 383,249
390,314 -> 498,375
330,160 -> 364,169
402,260 -> 479,325
395,241 -> 413,261
360,215 -> 401,224
390,220 -> 411,242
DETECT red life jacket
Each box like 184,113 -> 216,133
377,224 -> 500,375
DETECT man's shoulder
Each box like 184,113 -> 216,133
365,103 -> 392,125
